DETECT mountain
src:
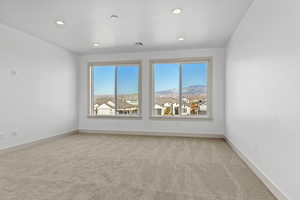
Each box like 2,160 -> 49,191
182,85 -> 207,94
156,85 -> 207,96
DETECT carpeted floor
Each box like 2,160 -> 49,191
0,133 -> 276,200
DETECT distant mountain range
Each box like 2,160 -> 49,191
94,85 -> 207,97
156,85 -> 207,96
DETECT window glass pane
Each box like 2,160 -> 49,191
182,63 -> 208,116
117,66 -> 140,115
93,66 -> 115,116
154,63 -> 180,116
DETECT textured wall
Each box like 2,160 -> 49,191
0,24 -> 78,149
226,0 -> 300,199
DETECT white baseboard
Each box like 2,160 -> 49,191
78,129 -> 224,139
225,136 -> 289,200
0,129 -> 78,154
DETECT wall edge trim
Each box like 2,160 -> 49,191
225,136 -> 289,200
0,129 -> 78,153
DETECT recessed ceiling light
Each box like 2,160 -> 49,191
172,8 -> 182,15
135,42 -> 143,47
110,14 -> 119,20
92,42 -> 100,47
178,37 -> 185,41
55,20 -> 65,25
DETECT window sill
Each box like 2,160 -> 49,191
87,115 -> 142,119
150,115 -> 212,120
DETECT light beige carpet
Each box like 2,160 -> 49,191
0,133 -> 276,200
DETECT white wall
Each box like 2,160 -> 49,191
226,0 -> 300,199
79,48 -> 225,135
0,24 -> 78,149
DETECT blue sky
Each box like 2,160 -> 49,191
154,63 -> 180,91
182,63 -> 208,88
93,65 -> 139,95
154,63 -> 208,91
117,66 -> 139,94
93,63 -> 207,95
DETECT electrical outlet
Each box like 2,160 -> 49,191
11,130 -> 18,136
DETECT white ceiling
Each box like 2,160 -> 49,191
0,0 -> 253,55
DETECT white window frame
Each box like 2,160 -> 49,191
88,60 -> 142,118
149,57 -> 213,120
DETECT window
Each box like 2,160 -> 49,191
89,61 -> 141,117
150,58 -> 212,118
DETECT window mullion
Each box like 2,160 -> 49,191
179,63 -> 182,116
115,66 -> 118,116
91,66 -> 94,116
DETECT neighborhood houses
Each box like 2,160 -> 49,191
93,96 -> 207,116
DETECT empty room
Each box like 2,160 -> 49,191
0,0 -> 298,199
